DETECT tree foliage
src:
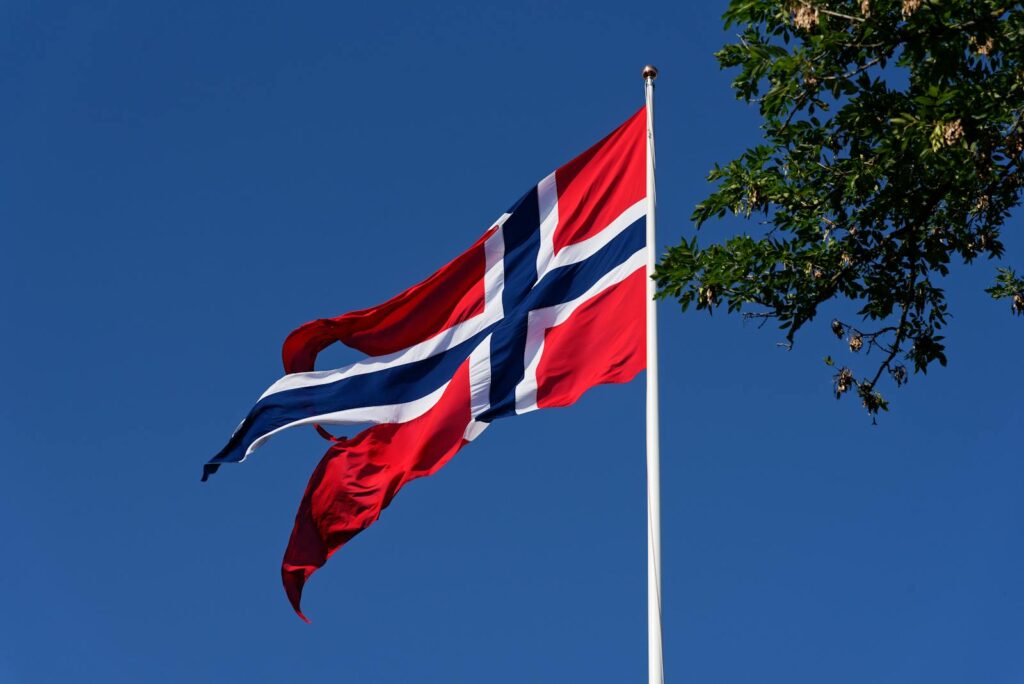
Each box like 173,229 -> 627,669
657,0 -> 1024,417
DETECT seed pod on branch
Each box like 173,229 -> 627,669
793,5 -> 819,30
901,0 -> 921,18
835,367 -> 854,398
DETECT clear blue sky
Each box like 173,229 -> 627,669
2,2 -> 1022,682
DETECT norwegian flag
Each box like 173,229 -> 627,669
205,107 -> 648,620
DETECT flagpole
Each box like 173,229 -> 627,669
643,64 -> 664,684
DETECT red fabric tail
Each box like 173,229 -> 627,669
280,362 -> 472,621
281,229 -> 495,373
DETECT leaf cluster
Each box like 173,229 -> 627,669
658,0 -> 1024,416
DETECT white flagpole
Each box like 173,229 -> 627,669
643,64 -> 664,684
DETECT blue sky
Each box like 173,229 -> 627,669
2,2 -> 1022,682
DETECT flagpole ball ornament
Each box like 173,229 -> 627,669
642,65 -> 658,81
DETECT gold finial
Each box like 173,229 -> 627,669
642,65 -> 659,81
